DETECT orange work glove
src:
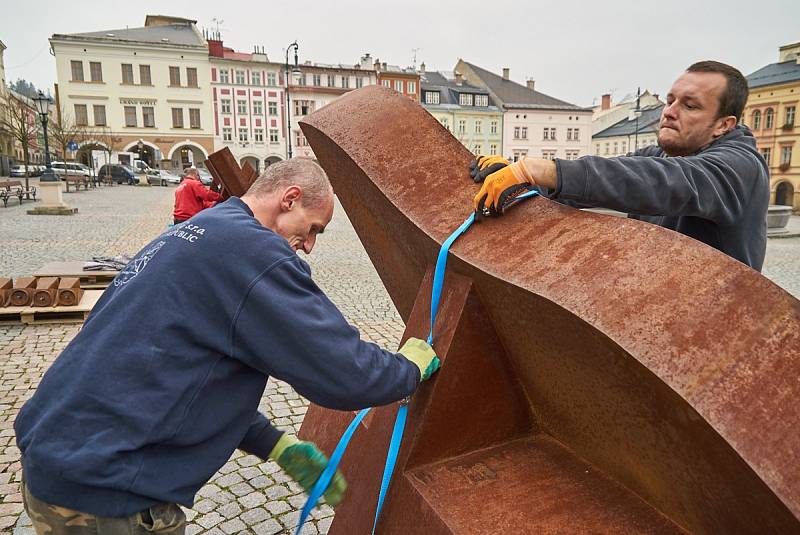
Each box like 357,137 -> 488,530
469,155 -> 509,183
472,159 -> 536,216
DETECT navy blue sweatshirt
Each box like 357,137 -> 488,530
553,125 -> 769,270
15,197 -> 420,517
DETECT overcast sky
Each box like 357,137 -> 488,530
2,0 -> 798,107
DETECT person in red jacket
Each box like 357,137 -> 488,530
172,167 -> 222,224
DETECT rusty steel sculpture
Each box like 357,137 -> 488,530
296,86 -> 800,534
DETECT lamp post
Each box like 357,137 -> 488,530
136,139 -> 151,186
28,91 -> 76,215
32,91 -> 57,183
284,41 -> 301,159
633,87 -> 642,152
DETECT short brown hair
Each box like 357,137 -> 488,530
687,61 -> 748,121
244,158 -> 332,208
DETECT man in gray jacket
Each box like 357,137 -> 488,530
471,61 -> 770,271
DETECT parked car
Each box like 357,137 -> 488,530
197,168 -> 213,186
10,165 -> 28,177
97,164 -> 137,185
157,170 -> 181,186
51,161 -> 92,178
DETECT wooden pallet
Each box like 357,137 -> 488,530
0,290 -> 103,325
34,261 -> 119,289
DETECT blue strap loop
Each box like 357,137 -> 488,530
294,408 -> 371,535
295,189 -> 540,533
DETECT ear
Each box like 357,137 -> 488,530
713,115 -> 737,138
280,185 -> 303,212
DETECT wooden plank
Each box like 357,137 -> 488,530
34,261 -> 119,289
205,147 -> 249,197
0,290 -> 103,325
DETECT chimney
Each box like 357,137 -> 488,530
454,71 -> 463,85
208,39 -> 224,58
601,93 -> 611,110
502,67 -> 510,80
382,62 -> 387,70
419,62 -> 426,74
374,58 -> 381,71
526,79 -> 535,91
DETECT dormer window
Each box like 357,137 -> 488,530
475,94 -> 488,107
425,91 -> 440,105
459,93 -> 473,106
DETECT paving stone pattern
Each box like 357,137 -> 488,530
0,186 -> 797,534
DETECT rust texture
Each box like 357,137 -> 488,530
0,277 -> 11,307
57,277 -> 83,307
32,277 -> 59,307
298,86 -> 800,534
205,147 -> 257,199
10,276 -> 36,307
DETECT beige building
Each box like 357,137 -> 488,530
50,15 -> 214,171
592,104 -> 663,157
0,40 -> 13,175
745,41 -> 800,210
456,60 -> 592,162
288,55 -> 377,159
592,90 -> 662,135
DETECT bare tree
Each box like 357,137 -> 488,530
0,93 -> 39,192
92,127 -> 122,182
49,107 -> 87,167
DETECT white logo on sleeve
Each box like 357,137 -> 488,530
114,241 -> 166,286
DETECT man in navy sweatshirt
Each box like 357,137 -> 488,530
470,61 -> 770,271
15,159 -> 440,534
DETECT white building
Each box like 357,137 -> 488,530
592,90 -> 663,135
456,60 -> 592,162
288,55 -> 378,159
50,15 -> 214,171
593,104 -> 664,157
208,38 -> 285,173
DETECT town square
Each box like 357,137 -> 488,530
0,1 -> 799,534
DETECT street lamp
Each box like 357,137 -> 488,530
633,87 -> 642,152
32,91 -> 57,183
284,41 -> 301,159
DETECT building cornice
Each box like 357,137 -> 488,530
50,35 -> 207,54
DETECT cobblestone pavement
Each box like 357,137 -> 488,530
0,186 -> 797,534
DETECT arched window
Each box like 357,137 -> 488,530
765,108 -> 774,129
752,110 -> 761,130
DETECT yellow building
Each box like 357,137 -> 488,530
745,41 -> 800,210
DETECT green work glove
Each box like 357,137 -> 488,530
469,155 -> 509,183
398,337 -> 440,381
268,434 -> 347,507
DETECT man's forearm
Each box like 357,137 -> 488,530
519,158 -> 557,189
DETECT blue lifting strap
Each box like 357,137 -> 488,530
295,188 -> 540,534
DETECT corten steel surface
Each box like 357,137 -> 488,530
205,147 -> 258,199
57,277 -> 83,307
0,277 -> 11,307
32,277 -> 59,307
10,277 -> 36,307
297,86 -> 800,534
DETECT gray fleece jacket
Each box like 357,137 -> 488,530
553,125 -> 770,271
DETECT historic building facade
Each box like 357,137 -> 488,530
456,60 -> 592,162
420,68 -> 503,155
745,41 -> 800,210
592,104 -> 664,157
375,58 -> 420,102
287,55 -> 377,159
208,39 -> 285,173
50,15 -> 214,171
